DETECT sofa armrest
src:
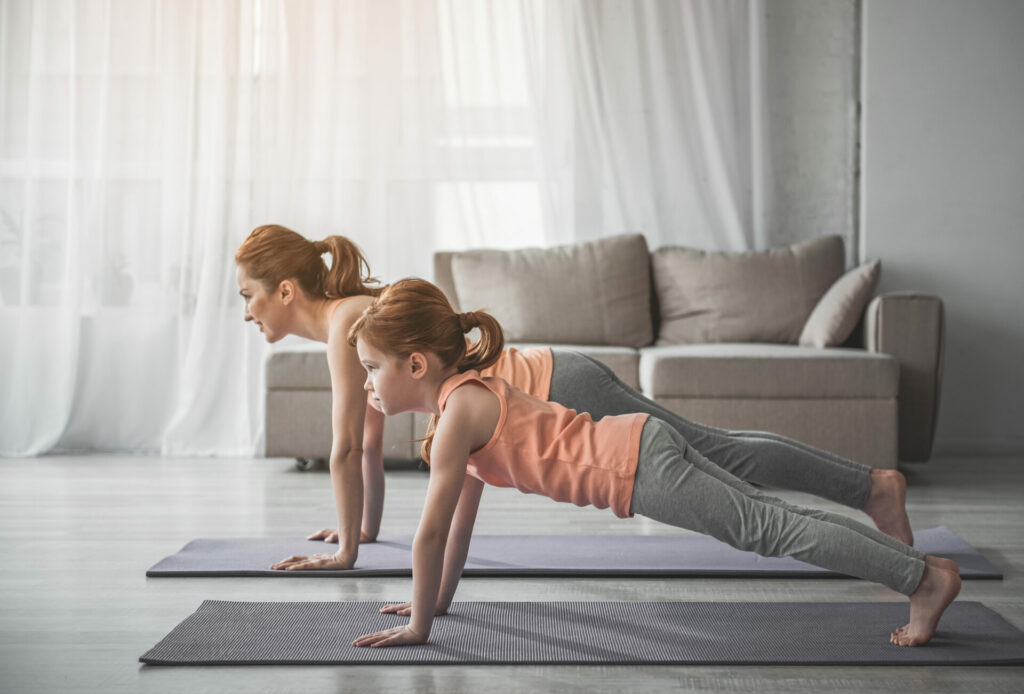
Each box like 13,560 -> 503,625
864,292 -> 945,462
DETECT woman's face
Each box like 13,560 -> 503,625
237,265 -> 287,343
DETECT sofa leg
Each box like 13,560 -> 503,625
294,457 -> 325,472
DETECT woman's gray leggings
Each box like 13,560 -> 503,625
548,349 -> 873,509
630,418 -> 926,595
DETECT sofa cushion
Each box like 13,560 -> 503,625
799,259 -> 881,348
652,236 -> 845,345
638,343 -> 898,399
266,345 -> 330,390
448,234 -> 653,348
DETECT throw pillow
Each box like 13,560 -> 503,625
799,258 -> 881,348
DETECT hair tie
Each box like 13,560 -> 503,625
457,312 -> 476,332
314,240 -> 329,254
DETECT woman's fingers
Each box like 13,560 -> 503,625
270,555 -> 305,570
306,528 -> 337,542
271,552 -> 353,571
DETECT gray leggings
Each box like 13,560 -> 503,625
548,349 -> 873,509
630,418 -> 926,594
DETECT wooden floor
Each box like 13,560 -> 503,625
1,453 -> 1022,693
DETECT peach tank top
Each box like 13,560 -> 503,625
438,371 -> 647,518
480,347 -> 553,401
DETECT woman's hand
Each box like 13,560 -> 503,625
307,528 -> 377,543
379,601 -> 448,617
352,624 -> 427,648
270,552 -> 354,571
307,528 -> 339,543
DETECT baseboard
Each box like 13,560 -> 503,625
932,439 -> 1024,457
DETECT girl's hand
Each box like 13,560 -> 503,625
271,552 -> 354,571
379,601 -> 449,617
352,625 -> 427,648
306,528 -> 377,543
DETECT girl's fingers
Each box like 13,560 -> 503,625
379,602 -> 412,614
353,629 -> 394,647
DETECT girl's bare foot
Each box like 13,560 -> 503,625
864,468 -> 914,546
890,557 -> 961,647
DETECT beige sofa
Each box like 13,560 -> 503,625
265,234 -> 944,470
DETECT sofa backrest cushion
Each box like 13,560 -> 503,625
652,235 -> 845,345
444,234 -> 653,347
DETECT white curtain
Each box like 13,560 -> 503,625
0,0 -> 772,456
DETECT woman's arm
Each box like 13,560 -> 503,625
273,308 -> 368,571
360,400 -> 386,542
306,397 -> 385,545
323,312 -> 371,566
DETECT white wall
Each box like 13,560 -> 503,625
764,0 -> 858,257
861,0 -> 1024,455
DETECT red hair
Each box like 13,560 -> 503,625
348,277 -> 504,463
235,224 -> 381,299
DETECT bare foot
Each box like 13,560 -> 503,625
864,468 -> 914,546
890,557 -> 961,647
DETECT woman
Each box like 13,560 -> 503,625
235,225 -> 912,573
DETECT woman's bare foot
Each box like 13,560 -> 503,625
863,468 -> 914,546
890,557 -> 961,647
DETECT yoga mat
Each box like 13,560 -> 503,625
146,526 -> 1001,579
140,600 -> 1024,666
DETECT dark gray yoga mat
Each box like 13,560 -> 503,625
140,600 -> 1024,666
146,526 -> 1001,579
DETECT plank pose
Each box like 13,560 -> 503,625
236,225 -> 914,577
344,278 -> 960,649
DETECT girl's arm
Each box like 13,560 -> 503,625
435,475 -> 484,613
353,384 -> 495,647
381,474 -> 483,617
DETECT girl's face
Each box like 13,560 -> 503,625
356,338 -> 420,415
237,265 -> 288,343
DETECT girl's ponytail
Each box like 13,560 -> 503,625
457,311 -> 504,374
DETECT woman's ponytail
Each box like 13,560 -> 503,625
236,225 -> 380,299
319,235 -> 382,299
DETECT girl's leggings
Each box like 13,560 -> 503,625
631,417 -> 926,594
548,349 -> 873,509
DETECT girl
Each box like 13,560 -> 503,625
347,278 -> 960,649
236,225 -> 912,574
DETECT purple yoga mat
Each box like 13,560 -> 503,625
146,526 -> 1001,578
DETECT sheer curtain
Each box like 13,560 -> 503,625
0,0 -> 772,456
